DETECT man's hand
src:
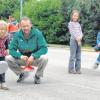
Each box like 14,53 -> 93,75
20,55 -> 28,61
26,56 -> 34,66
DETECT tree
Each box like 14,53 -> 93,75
12,0 -> 100,45
14,0 -> 64,44
0,0 -> 20,18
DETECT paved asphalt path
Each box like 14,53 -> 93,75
0,47 -> 100,100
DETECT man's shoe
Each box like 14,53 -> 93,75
17,73 -> 29,83
1,83 -> 9,90
92,63 -> 99,69
34,75 -> 41,84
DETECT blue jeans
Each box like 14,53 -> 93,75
97,54 -> 100,63
68,39 -> 81,71
94,45 -> 100,63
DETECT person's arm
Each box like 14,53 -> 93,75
97,32 -> 100,47
9,33 -> 22,58
4,38 -> 9,55
5,39 -> 8,50
31,30 -> 48,59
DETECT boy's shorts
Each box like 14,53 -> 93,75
0,61 -> 8,74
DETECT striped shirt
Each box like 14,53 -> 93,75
68,21 -> 83,39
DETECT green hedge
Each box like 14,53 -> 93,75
12,0 -> 100,45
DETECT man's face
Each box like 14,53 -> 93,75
20,20 -> 32,35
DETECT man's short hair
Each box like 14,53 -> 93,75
20,16 -> 32,24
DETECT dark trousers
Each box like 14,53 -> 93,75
0,57 -> 5,83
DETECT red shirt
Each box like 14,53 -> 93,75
7,23 -> 18,33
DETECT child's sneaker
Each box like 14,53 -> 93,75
92,63 -> 99,69
1,83 -> 9,90
76,70 -> 82,74
68,70 -> 76,74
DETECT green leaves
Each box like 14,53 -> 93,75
0,0 -> 20,17
0,0 -> 99,45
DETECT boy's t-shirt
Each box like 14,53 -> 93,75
7,20 -> 18,33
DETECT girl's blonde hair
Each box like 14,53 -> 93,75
0,20 -> 7,27
0,20 -> 7,30
70,10 -> 79,21
0,20 -> 7,37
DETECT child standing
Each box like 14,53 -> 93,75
68,10 -> 83,74
0,20 -> 9,90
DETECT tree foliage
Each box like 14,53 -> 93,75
0,0 -> 100,45
0,0 -> 20,18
